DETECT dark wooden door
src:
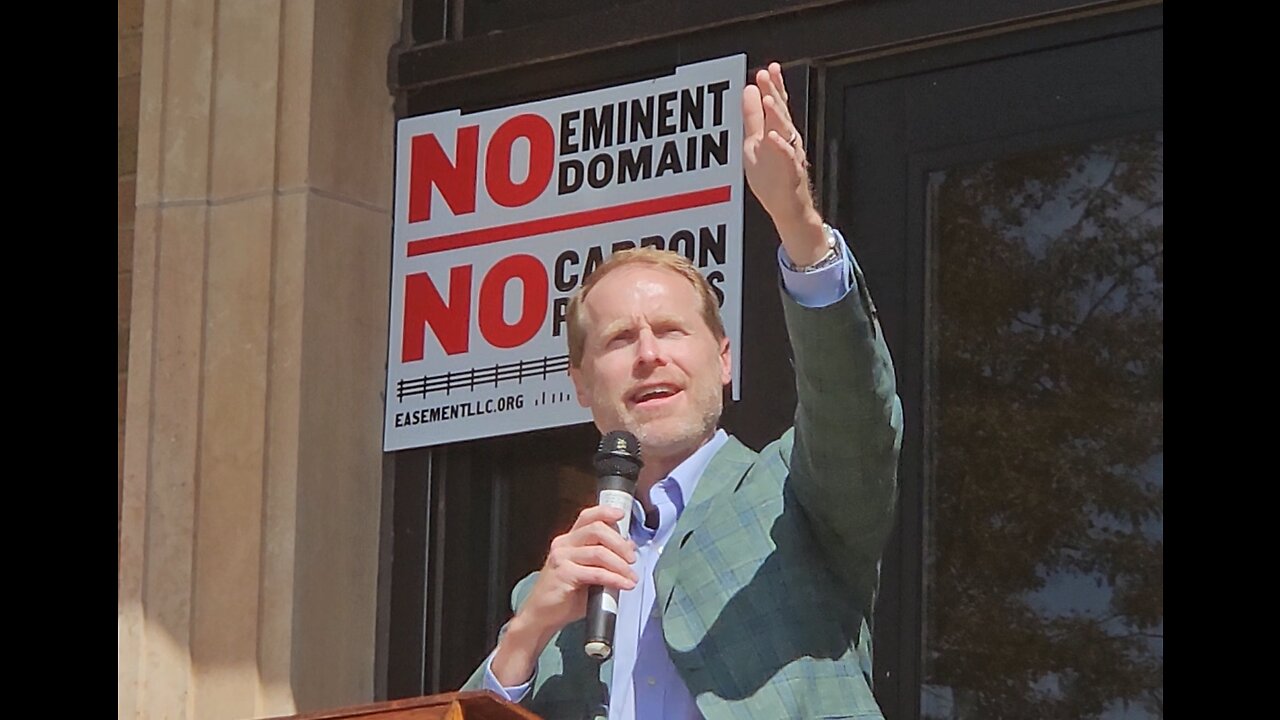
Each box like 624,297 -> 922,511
829,11 -> 1163,719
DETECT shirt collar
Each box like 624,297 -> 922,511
662,428 -> 729,514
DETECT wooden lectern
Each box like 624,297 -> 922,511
269,691 -> 543,720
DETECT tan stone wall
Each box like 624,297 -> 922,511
118,0 -> 142,551
118,1 -> 400,717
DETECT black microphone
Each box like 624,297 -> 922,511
584,430 -> 643,661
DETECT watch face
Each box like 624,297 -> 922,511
823,224 -> 837,250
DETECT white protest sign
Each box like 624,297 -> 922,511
384,55 -> 745,450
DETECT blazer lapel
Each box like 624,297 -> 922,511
654,435 -> 756,628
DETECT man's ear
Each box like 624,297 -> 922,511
718,336 -> 732,387
569,367 -> 592,408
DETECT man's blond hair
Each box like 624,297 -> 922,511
566,248 -> 726,368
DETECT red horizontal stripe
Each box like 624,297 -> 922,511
406,185 -> 732,257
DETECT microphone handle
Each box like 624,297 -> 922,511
584,472 -> 635,660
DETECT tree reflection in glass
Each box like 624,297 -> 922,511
921,132 -> 1163,719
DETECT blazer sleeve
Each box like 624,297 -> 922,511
459,573 -> 541,692
781,249 -> 903,611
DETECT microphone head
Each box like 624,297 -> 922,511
594,430 -> 643,480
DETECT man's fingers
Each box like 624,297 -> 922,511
570,521 -> 636,561
752,94 -> 793,147
757,68 -> 792,127
571,504 -> 625,530
742,84 -> 764,139
764,130 -> 794,158
546,543 -> 637,586
566,565 -> 637,591
562,505 -> 636,562
745,60 -> 815,222
768,62 -> 788,104
574,545 -> 638,582
755,69 -> 782,127
549,542 -> 634,578
746,63 -> 798,172
762,96 -> 801,153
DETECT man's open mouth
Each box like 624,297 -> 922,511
629,384 -> 681,406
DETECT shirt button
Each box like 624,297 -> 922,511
647,677 -> 657,686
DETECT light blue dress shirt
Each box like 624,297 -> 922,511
483,233 -> 855,719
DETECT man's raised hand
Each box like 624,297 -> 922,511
742,62 -> 829,264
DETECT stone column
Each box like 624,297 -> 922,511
117,1 -> 400,717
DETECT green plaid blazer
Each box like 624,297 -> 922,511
466,263 -> 903,719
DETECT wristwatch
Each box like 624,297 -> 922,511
783,223 -> 841,273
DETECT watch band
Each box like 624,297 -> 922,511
783,223 -> 840,273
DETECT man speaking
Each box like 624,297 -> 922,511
463,62 -> 903,719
